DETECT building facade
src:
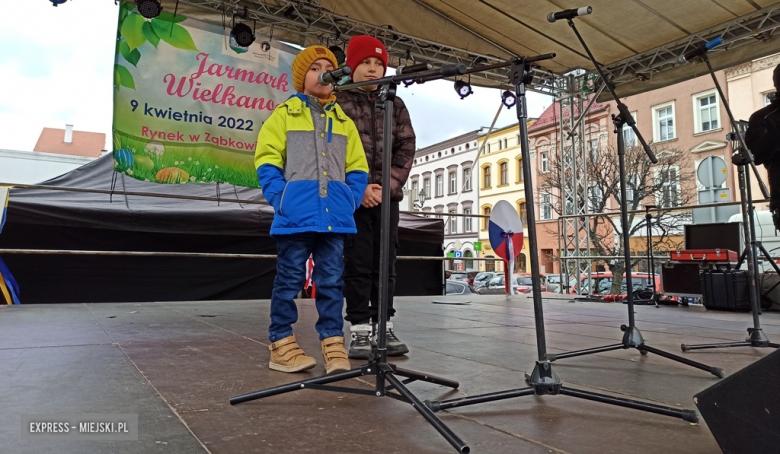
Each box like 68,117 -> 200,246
406,130 -> 482,271
476,121 -> 536,273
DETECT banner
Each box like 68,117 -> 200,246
112,1 -> 297,187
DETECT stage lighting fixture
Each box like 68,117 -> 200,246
454,79 -> 473,99
502,90 -> 516,108
50,0 -> 68,5
328,46 -> 346,66
231,22 -> 256,47
136,0 -> 162,19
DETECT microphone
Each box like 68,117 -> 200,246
397,62 -> 432,75
547,6 -> 592,23
318,66 -> 352,86
677,37 -> 723,65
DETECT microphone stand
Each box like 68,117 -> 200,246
425,56 -> 699,424
679,54 -> 779,352
230,64 -> 471,454
543,16 -> 725,378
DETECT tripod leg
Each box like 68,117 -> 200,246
560,386 -> 699,423
392,367 -> 460,389
769,343 -> 780,348
385,373 -> 470,454
639,345 -> 725,378
230,368 -> 365,405
426,387 -> 535,412
681,341 -> 751,352
547,343 -> 624,361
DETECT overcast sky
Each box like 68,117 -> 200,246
0,1 -> 551,151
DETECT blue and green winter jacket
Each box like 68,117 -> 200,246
255,93 -> 369,236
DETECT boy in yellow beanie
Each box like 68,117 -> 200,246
255,46 -> 369,374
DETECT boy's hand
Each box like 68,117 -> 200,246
361,184 -> 382,208
371,184 -> 382,203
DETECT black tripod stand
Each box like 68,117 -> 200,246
633,205 -> 662,307
230,66 -> 472,454
544,17 -> 725,378
424,56 -> 699,424
680,100 -> 780,351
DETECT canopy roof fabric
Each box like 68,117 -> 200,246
162,0 -> 780,97
6,155 -> 444,243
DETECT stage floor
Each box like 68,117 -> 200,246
2,295 -> 778,454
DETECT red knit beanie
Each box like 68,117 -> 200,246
345,36 -> 388,77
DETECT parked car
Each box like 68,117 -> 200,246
546,274 -> 562,293
472,271 -> 499,290
477,273 -> 547,295
569,272 -> 670,301
445,279 -> 476,295
446,271 -> 479,286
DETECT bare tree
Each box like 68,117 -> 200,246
540,144 -> 695,294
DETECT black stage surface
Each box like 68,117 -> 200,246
2,295 -> 778,454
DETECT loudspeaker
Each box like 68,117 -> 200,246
694,349 -> 780,453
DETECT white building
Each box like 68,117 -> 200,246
0,149 -> 95,185
405,130 -> 483,271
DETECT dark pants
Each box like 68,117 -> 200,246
269,232 -> 346,342
343,201 -> 399,324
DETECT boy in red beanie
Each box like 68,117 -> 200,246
337,35 -> 416,359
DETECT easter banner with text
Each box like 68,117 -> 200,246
112,1 -> 297,187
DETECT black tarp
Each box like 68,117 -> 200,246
0,155 -> 444,303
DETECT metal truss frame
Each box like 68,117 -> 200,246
600,4 -> 780,86
171,0 -> 564,95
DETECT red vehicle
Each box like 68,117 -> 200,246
569,272 -> 664,301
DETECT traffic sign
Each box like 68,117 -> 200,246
454,251 -> 462,258
474,241 -> 481,251
454,240 -> 462,250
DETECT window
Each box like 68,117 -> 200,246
487,143 -> 491,153
449,172 -> 457,194
516,158 -> 524,183
540,152 -> 550,173
694,90 -> 719,133
765,92 -> 775,106
482,206 -> 491,230
464,208 -> 472,232
622,112 -> 637,148
436,175 -> 443,197
656,166 -> 680,208
653,102 -> 675,142
540,192 -> 552,220
518,202 -> 527,226
463,168 -> 472,191
589,139 -> 599,163
626,174 -> 640,208
423,178 -> 431,200
464,249 -> 474,270
500,161 -> 508,185
412,181 -> 419,202
504,138 -> 508,149
588,185 -> 603,212
497,140 -> 503,151
465,143 -> 470,150
483,165 -> 491,189
449,210 -> 457,233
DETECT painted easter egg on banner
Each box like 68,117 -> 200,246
114,149 -> 134,173
144,141 -> 165,157
156,167 -> 189,184
134,155 -> 155,173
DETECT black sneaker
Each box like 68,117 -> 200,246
348,324 -> 373,360
384,322 -> 409,357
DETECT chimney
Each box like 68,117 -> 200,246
64,124 -> 73,144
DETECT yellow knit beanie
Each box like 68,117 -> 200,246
292,45 -> 339,93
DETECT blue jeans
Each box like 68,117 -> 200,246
269,232 -> 346,342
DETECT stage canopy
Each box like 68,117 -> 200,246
161,0 -> 780,98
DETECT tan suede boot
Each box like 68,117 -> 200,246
268,334 -> 316,373
321,336 -> 351,374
